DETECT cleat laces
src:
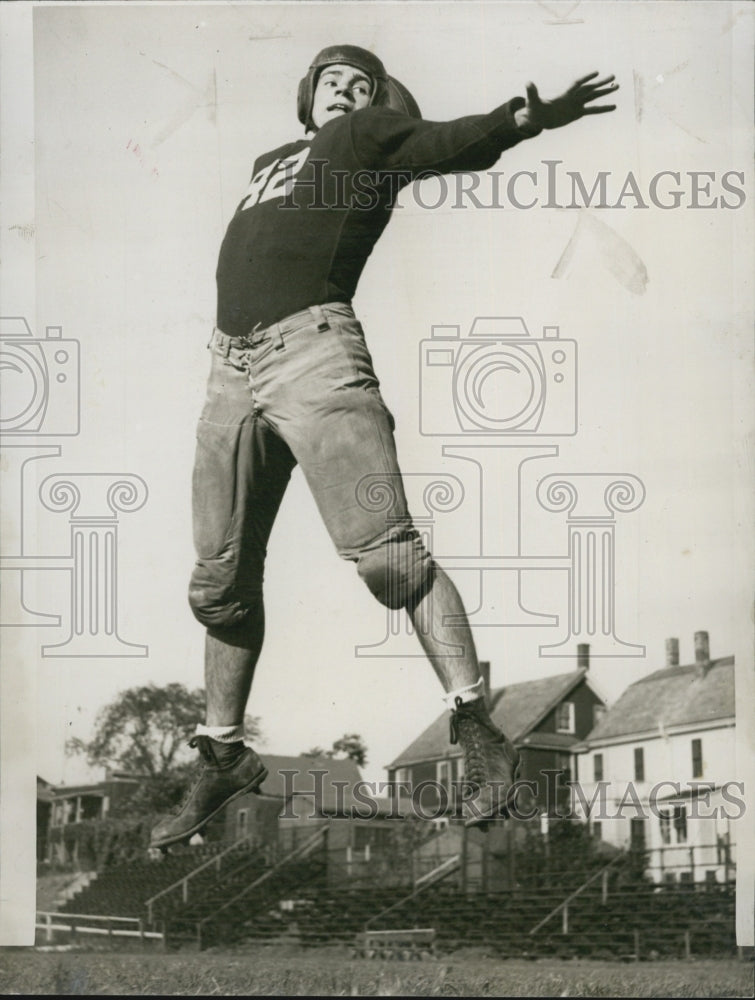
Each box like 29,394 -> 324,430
449,696 -> 505,790
167,736 -> 216,816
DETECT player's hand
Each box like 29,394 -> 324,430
515,72 -> 618,133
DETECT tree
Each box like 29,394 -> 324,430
304,732 -> 368,767
66,683 -> 262,815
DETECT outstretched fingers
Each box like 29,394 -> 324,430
581,104 -> 617,115
575,73 -> 618,116
573,74 -> 617,99
582,84 -> 620,103
574,70 -> 601,87
580,73 -> 616,90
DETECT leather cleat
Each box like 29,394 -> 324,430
449,695 -> 521,829
150,736 -> 267,850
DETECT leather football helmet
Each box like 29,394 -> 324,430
297,44 -> 421,130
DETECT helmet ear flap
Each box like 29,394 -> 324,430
384,76 -> 422,119
297,73 -> 313,127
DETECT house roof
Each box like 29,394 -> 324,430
583,656 -> 734,744
256,754 -> 394,816
257,754 -> 361,799
388,669 -> 593,768
520,731 -> 582,751
45,771 -> 145,800
48,783 -> 107,799
37,776 -> 54,802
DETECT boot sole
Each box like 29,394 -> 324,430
150,765 -> 268,849
463,799 -> 514,831
462,759 -> 522,830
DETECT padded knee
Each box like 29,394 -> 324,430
188,558 -> 260,640
356,529 -> 434,610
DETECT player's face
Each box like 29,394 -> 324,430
310,64 -> 373,129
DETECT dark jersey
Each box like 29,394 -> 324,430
216,98 -> 527,336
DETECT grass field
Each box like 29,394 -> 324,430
1,948 -> 752,996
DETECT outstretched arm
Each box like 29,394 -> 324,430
514,71 -> 619,135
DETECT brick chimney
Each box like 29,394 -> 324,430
479,660 -> 491,707
665,637 -> 680,667
694,631 -> 710,676
577,643 -> 590,670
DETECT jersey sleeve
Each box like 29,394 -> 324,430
349,99 -> 530,176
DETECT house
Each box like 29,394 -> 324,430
41,770 -> 145,866
215,754 -> 409,886
39,753 -> 409,884
386,649 -> 607,817
572,631 -> 737,884
37,777 -> 54,862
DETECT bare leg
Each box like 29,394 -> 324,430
407,564 -> 481,693
407,563 -> 520,828
204,606 -> 264,726
150,611 -> 267,848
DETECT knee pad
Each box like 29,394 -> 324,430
188,559 -> 260,637
356,529 -> 434,610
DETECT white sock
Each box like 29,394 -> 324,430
442,677 -> 484,709
195,723 -> 244,744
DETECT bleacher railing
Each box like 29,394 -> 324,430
145,833 -> 263,923
364,853 -> 461,933
195,825 -> 329,949
36,911 -> 164,944
529,852 -> 626,935
645,839 -> 736,883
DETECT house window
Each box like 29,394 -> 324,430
679,870 -> 693,884
556,702 -> 575,733
81,796 -> 103,821
436,760 -> 452,796
717,834 -> 731,865
392,767 -> 410,797
593,753 -> 604,782
634,747 -> 645,782
557,753 -> 572,783
630,818 -> 646,851
593,705 -> 606,728
236,808 -> 248,838
673,805 -> 687,844
691,739 -> 703,779
705,870 -> 717,885
659,810 -> 671,845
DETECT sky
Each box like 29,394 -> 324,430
0,0 -> 753,943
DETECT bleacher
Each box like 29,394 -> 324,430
186,832 -> 331,949
58,843 -> 225,921
49,827 -> 737,958
188,847 -> 736,960
154,845 -> 273,946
